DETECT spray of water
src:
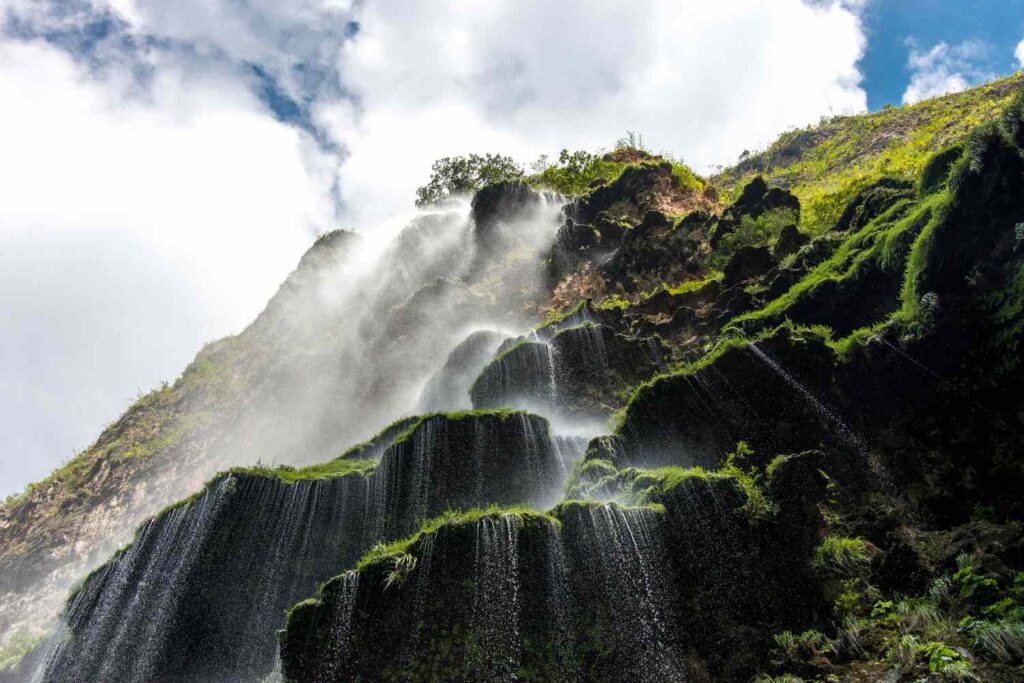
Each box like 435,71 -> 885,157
469,515 -> 524,680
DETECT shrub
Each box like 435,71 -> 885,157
709,207 -> 798,268
814,536 -> 872,578
720,441 -> 775,519
415,153 -> 524,206
953,552 -> 998,600
383,553 -> 417,590
528,149 -> 627,196
966,619 -> 1024,663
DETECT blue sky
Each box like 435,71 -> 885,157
860,0 -> 1024,109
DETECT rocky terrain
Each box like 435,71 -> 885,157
2,74 -> 1024,682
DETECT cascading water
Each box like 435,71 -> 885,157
575,504 -> 681,682
27,184 -> 673,682
468,515 -> 525,681
31,470 -> 377,683
323,572 -> 360,682
367,412 -> 567,544
417,330 -> 507,412
746,342 -> 876,466
32,478 -> 232,683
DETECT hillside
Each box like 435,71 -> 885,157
716,72 -> 1024,232
3,75 -> 1024,682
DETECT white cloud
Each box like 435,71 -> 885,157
0,38 -> 337,495
1016,38 -> 1024,68
324,0 -> 867,227
902,40 -> 990,105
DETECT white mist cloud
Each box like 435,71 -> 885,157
902,40 -> 990,105
1016,38 -> 1024,67
0,38 -> 336,496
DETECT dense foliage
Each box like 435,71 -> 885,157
414,153 -> 524,206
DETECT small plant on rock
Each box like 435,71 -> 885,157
814,536 -> 873,578
383,553 -> 418,590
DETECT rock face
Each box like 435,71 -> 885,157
417,330 -> 506,412
20,411 -> 568,682
470,305 -> 665,425
710,176 -> 800,246
282,464 -> 826,683
7,83 -> 1024,683
28,470 -> 373,682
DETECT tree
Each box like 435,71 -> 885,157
414,153 -> 524,207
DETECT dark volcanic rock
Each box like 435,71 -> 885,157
471,180 -> 541,237
723,245 -> 776,285
711,177 -> 800,247
774,223 -> 809,258
833,178 -> 915,233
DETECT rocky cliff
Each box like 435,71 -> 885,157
3,75 -> 1024,682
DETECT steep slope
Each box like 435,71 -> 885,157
0,196 -> 564,657
4,76 -> 1024,682
715,72 -> 1023,232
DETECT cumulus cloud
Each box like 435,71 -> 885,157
902,40 -> 991,105
1016,38 -> 1024,68
0,38 -> 336,495
0,0 -> 870,495
328,0 -> 867,226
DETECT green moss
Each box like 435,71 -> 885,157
918,144 -> 965,196
662,271 -> 722,296
354,504 -> 559,572
336,415 -> 419,460
717,73 -> 1022,232
726,191 -> 945,337
539,299 -> 589,328
550,498 -> 665,518
389,409 -> 538,448
0,632 -> 40,672
231,458 -> 376,483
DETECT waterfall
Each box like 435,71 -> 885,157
417,330 -> 507,412
472,322 -> 623,432
573,504 -> 682,682
366,413 -> 566,543
471,341 -> 558,411
541,521 -> 575,680
746,342 -> 876,464
34,477 -> 231,682
468,515 -> 524,681
323,572 -> 360,681
552,434 -> 589,473
31,470 -> 375,683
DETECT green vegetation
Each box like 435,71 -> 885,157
564,441 -> 775,521
415,153 -> 524,206
717,73 -> 1022,232
528,149 -> 632,196
355,504 -> 557,572
727,190 -> 944,338
0,632 -> 40,672
813,536 -> 873,578
662,271 -> 722,295
528,149 -> 705,198
231,458 -> 375,483
762,547 -> 1024,681
709,207 -> 799,268
719,441 -> 775,519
